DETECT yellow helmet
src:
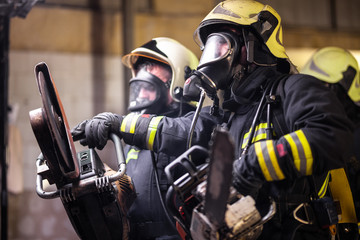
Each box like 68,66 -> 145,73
301,47 -> 360,106
193,0 -> 288,59
122,37 -> 199,103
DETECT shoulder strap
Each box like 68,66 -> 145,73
266,74 -> 289,139
271,74 -> 311,136
267,74 -> 290,138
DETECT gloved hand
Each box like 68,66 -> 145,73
71,112 -> 123,150
232,154 -> 264,199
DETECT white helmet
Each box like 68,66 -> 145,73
122,37 -> 199,112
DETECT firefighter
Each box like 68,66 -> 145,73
72,1 -> 354,239
123,37 -> 199,240
301,46 -> 360,240
95,37 -> 199,240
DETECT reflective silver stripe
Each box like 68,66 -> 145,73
121,113 -> 140,134
284,130 -> 313,175
255,140 -> 285,181
294,133 -> 307,174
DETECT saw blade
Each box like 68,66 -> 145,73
203,126 -> 235,228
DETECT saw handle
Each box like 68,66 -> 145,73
107,133 -> 126,182
36,133 -> 126,199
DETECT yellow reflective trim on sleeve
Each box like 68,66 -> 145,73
146,116 -> 164,151
284,130 -> 313,176
283,134 -> 301,171
255,141 -> 273,181
121,114 -> 131,132
121,113 -> 140,134
318,171 -> 330,198
266,140 -> 285,180
295,130 -> 313,175
129,114 -> 140,134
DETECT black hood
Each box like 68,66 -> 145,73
231,66 -> 282,104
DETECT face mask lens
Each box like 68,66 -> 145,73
128,60 -> 172,113
198,34 -> 231,67
129,81 -> 158,109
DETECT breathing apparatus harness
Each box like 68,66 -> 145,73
163,59 -> 283,240
163,74 -> 280,240
145,66 -> 199,236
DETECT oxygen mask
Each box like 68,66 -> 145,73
184,31 -> 242,101
128,64 -> 170,114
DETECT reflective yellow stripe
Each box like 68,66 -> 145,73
121,115 -> 130,132
284,134 -> 300,170
258,122 -> 268,129
295,130 -> 313,175
242,123 -> 275,149
256,140 -> 285,181
255,141 -> 272,181
121,113 -> 140,134
244,123 -> 267,140
129,114 -> 140,133
266,140 -> 285,180
254,133 -> 267,142
146,116 -> 164,151
318,171 -> 330,198
284,130 -> 313,175
126,148 -> 140,164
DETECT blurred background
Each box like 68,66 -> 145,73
1,0 -> 360,239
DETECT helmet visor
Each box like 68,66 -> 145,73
198,33 -> 232,68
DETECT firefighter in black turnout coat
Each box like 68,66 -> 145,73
95,37 -> 199,240
72,1 -> 354,239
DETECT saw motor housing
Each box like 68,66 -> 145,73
190,181 -> 263,240
165,128 -> 276,240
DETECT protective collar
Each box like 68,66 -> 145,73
231,66 -> 280,104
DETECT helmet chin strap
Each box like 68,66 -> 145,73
242,28 -> 278,67
230,44 -> 257,91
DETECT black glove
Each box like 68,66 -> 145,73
71,112 -> 123,150
232,154 -> 264,199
